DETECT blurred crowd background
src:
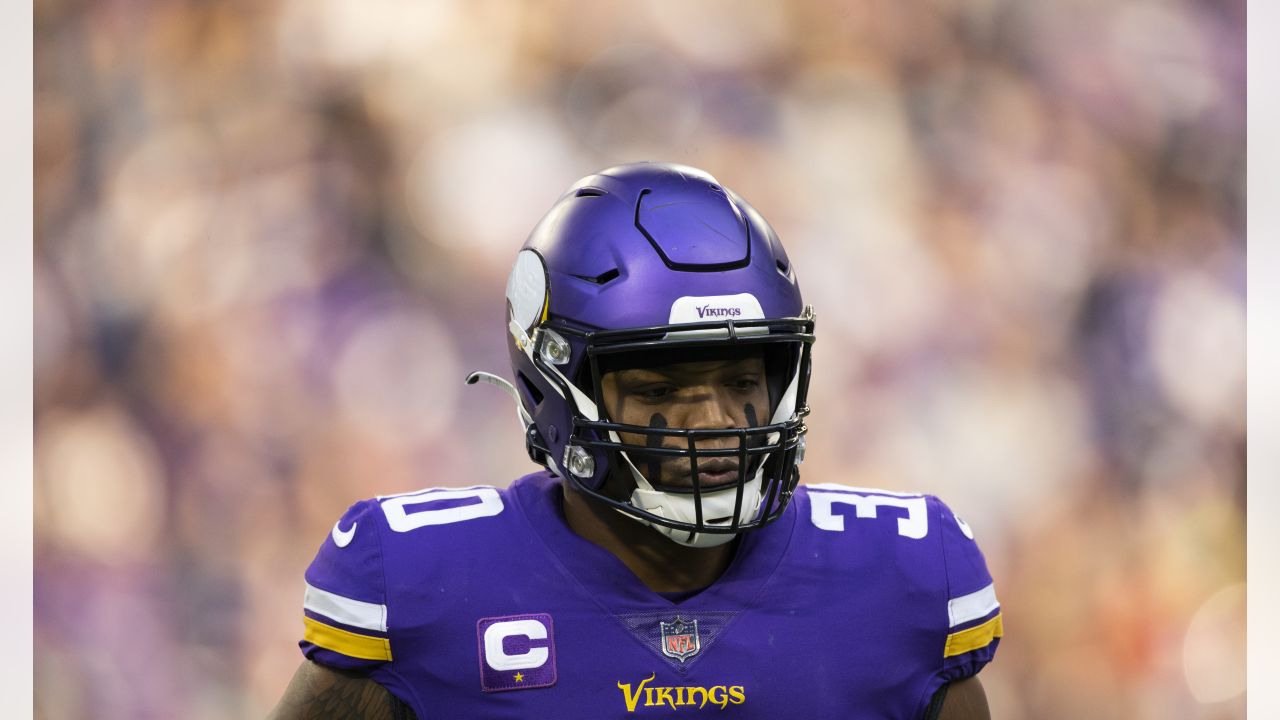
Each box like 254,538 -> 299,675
33,0 -> 1246,717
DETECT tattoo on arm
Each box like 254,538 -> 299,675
268,661 -> 417,720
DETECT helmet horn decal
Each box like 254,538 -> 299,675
506,249 -> 550,348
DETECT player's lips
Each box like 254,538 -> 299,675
638,449 -> 744,489
684,460 -> 740,489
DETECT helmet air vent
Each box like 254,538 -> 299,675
569,267 -> 620,285
516,371 -> 544,407
575,187 -> 607,197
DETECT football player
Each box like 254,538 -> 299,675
269,163 -> 1001,719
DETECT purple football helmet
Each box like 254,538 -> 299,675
478,162 -> 814,547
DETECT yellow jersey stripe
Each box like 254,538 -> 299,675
943,613 -> 1003,658
303,616 -> 393,662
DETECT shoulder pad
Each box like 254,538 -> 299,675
932,495 -> 1002,677
298,485 -> 512,670
798,485 -> 1002,680
300,498 -> 392,669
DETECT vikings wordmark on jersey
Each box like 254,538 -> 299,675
298,472 -> 1001,718
616,674 -> 747,712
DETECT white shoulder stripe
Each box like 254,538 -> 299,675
948,583 -> 999,627
304,582 -> 388,632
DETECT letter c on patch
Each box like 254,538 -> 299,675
483,619 -> 550,671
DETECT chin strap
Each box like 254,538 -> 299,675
627,464 -> 766,548
609,425 -> 765,548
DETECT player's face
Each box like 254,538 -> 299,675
600,352 -> 771,490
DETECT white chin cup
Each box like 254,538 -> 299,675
628,471 -> 764,548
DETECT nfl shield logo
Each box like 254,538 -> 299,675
659,617 -> 701,663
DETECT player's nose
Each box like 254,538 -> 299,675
685,387 -> 736,427
683,389 -> 743,451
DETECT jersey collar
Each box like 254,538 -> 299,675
510,471 -> 799,612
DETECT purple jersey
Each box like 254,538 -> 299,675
298,472 -> 1001,718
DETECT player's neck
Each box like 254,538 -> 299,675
560,485 -> 738,595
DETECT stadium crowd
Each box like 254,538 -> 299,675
34,0 -> 1244,717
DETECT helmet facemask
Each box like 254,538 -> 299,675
529,314 -> 814,547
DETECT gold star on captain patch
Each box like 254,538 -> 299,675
513,672 -> 525,683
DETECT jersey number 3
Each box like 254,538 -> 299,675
807,489 -> 929,539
